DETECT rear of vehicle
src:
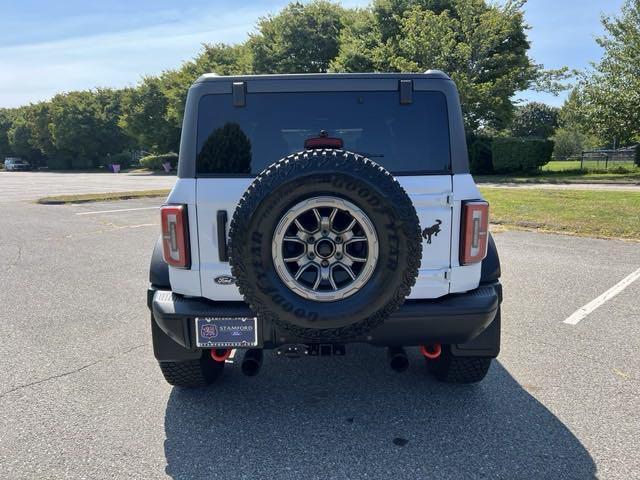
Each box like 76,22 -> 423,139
149,73 -> 501,387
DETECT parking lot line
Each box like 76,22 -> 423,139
75,206 -> 158,215
564,266 -> 640,325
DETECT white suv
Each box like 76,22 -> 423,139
147,72 -> 502,387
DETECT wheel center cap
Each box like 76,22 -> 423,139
315,239 -> 335,258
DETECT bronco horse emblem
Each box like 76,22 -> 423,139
422,219 -> 442,244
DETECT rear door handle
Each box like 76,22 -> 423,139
216,210 -> 229,262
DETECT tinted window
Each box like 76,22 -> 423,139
196,90 -> 450,175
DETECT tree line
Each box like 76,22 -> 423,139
0,0 -> 637,170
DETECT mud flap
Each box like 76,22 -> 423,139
450,307 -> 500,358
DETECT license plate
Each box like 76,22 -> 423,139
195,317 -> 258,348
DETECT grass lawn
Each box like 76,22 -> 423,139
476,170 -> 640,184
480,187 -> 640,240
542,160 -> 638,172
475,160 -> 640,184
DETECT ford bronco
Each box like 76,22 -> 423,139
147,72 -> 502,387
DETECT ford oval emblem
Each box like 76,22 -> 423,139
214,275 -> 236,285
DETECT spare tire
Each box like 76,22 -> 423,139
228,149 -> 421,340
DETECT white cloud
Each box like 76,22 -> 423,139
0,5 -> 273,107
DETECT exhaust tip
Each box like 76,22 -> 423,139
241,349 -> 263,376
387,347 -> 409,373
420,344 -> 442,360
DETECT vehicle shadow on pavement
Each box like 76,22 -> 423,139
163,346 -> 596,479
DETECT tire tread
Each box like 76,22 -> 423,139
158,354 -> 224,388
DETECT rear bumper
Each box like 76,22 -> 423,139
149,282 -> 501,356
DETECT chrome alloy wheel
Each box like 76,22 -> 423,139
272,196 -> 379,302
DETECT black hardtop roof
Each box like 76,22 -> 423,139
194,71 -> 451,84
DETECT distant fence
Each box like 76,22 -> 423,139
579,148 -> 637,170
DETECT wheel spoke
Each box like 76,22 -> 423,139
345,235 -> 367,244
295,262 -> 315,280
328,208 -> 338,231
294,218 -> 312,235
283,236 -> 305,246
328,265 -> 338,290
339,264 -> 356,280
313,265 -> 331,290
338,218 -> 356,234
312,209 -> 322,231
345,252 -> 367,263
283,252 -> 306,262
320,216 -> 331,234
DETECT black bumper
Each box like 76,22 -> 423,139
149,282 -> 501,358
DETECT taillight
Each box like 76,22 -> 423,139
460,201 -> 489,265
161,204 -> 190,268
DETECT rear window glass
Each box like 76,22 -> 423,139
196,90 -> 450,175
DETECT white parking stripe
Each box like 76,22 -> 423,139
75,206 -> 158,215
564,267 -> 640,325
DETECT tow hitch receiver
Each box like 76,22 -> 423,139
275,344 -> 309,358
275,344 -> 346,358
309,344 -> 345,357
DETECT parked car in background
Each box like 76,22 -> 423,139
4,158 -> 31,171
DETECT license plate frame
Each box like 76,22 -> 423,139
194,317 -> 258,348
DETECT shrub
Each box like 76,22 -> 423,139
492,137 -> 554,172
140,152 -> 179,170
635,145 -> 640,167
467,134 -> 493,174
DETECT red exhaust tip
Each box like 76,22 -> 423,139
420,344 -> 442,360
211,348 -> 232,362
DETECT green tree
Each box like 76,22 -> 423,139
7,111 -> 39,161
573,0 -> 640,145
552,128 -> 587,160
119,77 -> 179,153
511,102 -> 559,138
49,89 -> 129,168
250,1 -> 347,73
332,0 -> 562,131
0,109 -> 16,157
162,43 -> 253,135
4,103 -> 56,166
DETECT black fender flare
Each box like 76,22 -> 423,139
480,233 -> 501,283
149,236 -> 170,288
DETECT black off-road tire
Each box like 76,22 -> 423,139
426,345 -> 492,383
228,149 -> 422,341
158,352 -> 224,388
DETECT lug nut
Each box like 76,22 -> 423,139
321,230 -> 329,236
321,260 -> 329,267
335,252 -> 342,259
308,237 -> 315,244
335,236 -> 342,243
308,252 -> 315,259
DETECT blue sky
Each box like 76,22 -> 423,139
0,0 -> 625,108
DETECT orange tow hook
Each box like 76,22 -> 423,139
211,348 -> 232,362
420,344 -> 442,360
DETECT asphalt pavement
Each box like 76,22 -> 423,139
0,170 -> 176,202
0,182 -> 639,479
